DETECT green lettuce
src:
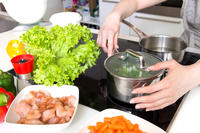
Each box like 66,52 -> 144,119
19,24 -> 100,86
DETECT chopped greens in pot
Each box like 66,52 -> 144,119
114,64 -> 154,78
105,52 -> 162,79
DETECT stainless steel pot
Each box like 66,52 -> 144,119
122,20 -> 187,62
104,49 -> 164,103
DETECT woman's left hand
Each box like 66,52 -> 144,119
130,59 -> 200,111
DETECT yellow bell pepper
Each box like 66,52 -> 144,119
6,40 -> 27,58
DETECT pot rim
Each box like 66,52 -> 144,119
139,34 -> 188,53
104,51 -> 164,81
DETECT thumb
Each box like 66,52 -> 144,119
149,59 -> 178,71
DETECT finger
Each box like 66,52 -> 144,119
149,59 -> 178,71
101,32 -> 108,53
134,98 -> 168,110
107,32 -> 114,57
132,80 -> 166,94
113,33 -> 119,49
130,89 -> 168,104
97,31 -> 101,46
146,102 -> 172,111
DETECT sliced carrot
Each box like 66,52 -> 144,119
98,124 -> 108,133
88,115 -> 146,133
104,128 -> 115,133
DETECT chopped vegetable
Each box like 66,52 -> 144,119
88,116 -> 147,133
0,70 -> 16,95
19,24 -> 100,86
6,40 -> 27,58
0,87 -> 15,123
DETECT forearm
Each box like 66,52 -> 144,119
111,0 -> 167,20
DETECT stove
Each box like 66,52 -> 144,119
8,34 -> 200,131
74,34 -> 200,131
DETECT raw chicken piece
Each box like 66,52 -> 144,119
23,119 -> 44,125
47,116 -> 60,124
26,109 -> 41,120
64,105 -> 75,117
31,102 -> 39,110
46,98 -> 56,109
31,90 -> 51,105
65,116 -> 71,122
58,117 -> 66,124
38,96 -> 53,112
66,95 -> 76,106
24,93 -> 35,105
17,118 -> 26,124
55,101 -> 67,118
42,109 -> 55,122
15,100 -> 31,118
59,95 -> 76,106
15,90 -> 77,125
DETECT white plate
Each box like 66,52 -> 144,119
5,85 -> 79,133
79,108 -> 166,133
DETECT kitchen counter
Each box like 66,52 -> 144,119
0,104 -> 99,133
0,29 -> 100,133
1,27 -> 200,132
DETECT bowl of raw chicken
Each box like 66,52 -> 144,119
5,85 -> 79,133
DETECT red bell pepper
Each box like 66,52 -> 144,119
0,87 -> 15,123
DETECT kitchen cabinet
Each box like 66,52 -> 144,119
99,0 -> 184,37
129,12 -> 184,37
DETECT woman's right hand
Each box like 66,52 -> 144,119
97,12 -> 121,57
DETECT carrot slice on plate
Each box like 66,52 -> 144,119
88,115 -> 147,133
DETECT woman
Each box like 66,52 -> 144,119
97,0 -> 200,111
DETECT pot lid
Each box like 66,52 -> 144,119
104,50 -> 163,79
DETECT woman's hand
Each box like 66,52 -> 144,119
97,13 -> 121,57
130,59 -> 200,111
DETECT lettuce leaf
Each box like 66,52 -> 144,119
19,24 -> 100,86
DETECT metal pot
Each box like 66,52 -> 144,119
122,20 -> 187,62
104,49 -> 164,103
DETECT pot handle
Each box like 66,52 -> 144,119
126,49 -> 145,68
113,48 -> 119,54
121,19 -> 147,40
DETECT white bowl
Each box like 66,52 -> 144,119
49,12 -> 82,26
5,85 -> 79,133
1,0 -> 48,24
79,109 -> 166,133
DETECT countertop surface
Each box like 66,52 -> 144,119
0,29 -> 100,133
1,27 -> 200,133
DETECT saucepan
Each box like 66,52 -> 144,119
122,20 -> 187,62
104,49 -> 164,103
